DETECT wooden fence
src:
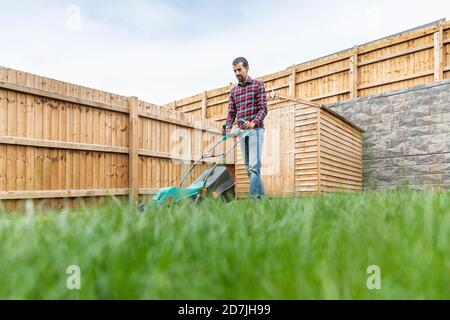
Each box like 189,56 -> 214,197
164,19 -> 450,121
0,66 -> 234,212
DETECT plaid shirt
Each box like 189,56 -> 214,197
225,76 -> 268,130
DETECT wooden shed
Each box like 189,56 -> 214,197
235,95 -> 364,198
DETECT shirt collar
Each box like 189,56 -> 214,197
238,76 -> 253,87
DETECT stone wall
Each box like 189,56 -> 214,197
326,79 -> 450,190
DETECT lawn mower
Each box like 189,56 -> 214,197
148,119 -> 253,207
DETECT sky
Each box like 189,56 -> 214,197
1,0 -> 449,105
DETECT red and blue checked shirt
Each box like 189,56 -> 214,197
225,76 -> 268,130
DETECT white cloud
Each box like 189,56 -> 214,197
0,0 -> 449,105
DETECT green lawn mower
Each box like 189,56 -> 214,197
149,119 -> 253,207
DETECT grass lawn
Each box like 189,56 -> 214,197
0,190 -> 449,299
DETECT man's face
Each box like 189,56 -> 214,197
233,62 -> 249,83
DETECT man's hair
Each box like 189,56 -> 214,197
232,57 -> 249,67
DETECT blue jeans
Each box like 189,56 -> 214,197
239,128 -> 265,199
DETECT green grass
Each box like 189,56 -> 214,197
0,190 -> 449,299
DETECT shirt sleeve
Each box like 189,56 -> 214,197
252,82 -> 268,127
225,90 -> 237,130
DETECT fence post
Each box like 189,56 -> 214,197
434,24 -> 444,81
201,91 -> 207,119
289,65 -> 296,97
349,48 -> 358,99
128,96 -> 139,205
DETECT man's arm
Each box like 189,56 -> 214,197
225,90 -> 236,130
252,82 -> 268,127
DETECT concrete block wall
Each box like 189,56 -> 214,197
327,79 -> 450,190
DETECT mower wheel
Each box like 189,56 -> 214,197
220,188 -> 235,202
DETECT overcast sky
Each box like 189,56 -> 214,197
1,0 -> 449,105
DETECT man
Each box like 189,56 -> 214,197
222,57 -> 268,199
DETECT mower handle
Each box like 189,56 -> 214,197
222,118 -> 255,138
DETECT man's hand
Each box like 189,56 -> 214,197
221,127 -> 227,136
244,121 -> 256,129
